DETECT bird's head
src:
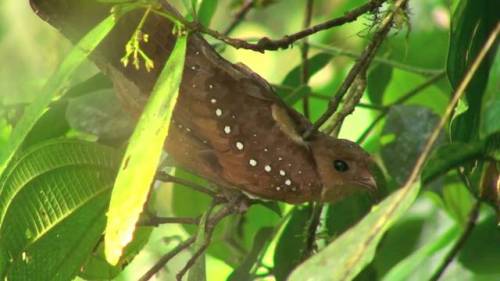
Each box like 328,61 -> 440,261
309,135 -> 377,203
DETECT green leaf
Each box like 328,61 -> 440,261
0,139 -> 120,280
459,215 -> 500,274
367,63 -> 393,105
228,227 -> 274,281
273,206 -> 312,281
381,105 -> 444,185
447,0 -> 499,143
104,35 -> 187,265
198,0 -> 218,27
277,53 -> 332,101
383,225 -> 461,281
288,181 -> 421,281
0,14 -> 117,177
326,193 -> 373,238
422,142 -> 485,184
66,89 -> 135,143
481,49 -> 500,138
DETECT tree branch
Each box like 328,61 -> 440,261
156,171 -> 218,198
303,0 -> 409,140
159,0 -> 386,52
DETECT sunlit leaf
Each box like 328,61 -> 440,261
288,181 -> 421,281
104,35 -> 187,265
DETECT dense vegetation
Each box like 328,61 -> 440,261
0,0 -> 498,280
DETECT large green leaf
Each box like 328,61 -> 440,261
381,105 -> 443,185
367,63 -> 393,105
104,35 -> 187,265
459,215 -> 500,274
228,227 -> 274,281
276,53 -> 332,102
447,0 -> 499,143
273,206 -> 312,281
383,225 -> 461,281
0,14 -> 117,177
0,139 -> 120,280
288,182 -> 421,281
198,0 -> 219,27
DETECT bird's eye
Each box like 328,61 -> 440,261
333,160 -> 349,172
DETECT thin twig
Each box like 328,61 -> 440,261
303,202 -> 324,259
301,0 -> 314,118
175,202 -> 237,280
308,42 -> 443,76
156,171 -> 218,197
325,69 -> 368,136
224,0 -> 255,35
139,236 -> 196,281
356,71 -> 446,143
139,197 -> 245,281
429,200 -> 481,281
303,0 -> 407,139
159,0 -> 386,52
307,93 -> 386,110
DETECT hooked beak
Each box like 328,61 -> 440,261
357,175 -> 377,191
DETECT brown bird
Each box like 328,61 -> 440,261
30,0 -> 377,204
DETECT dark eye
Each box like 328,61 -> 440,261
333,160 -> 349,172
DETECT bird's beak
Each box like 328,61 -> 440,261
357,175 -> 378,192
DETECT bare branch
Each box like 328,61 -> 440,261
159,0 -> 386,52
156,171 -> 218,198
303,0 -> 409,140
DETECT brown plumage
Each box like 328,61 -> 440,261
30,0 -> 377,204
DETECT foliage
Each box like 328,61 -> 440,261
0,0 -> 499,280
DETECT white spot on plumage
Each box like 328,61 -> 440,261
285,179 -> 292,186
216,108 -> 222,117
224,126 -> 231,134
249,159 -> 258,167
209,84 -> 214,89
211,98 -> 217,104
264,165 -> 272,172
279,170 -> 286,176
236,142 -> 244,150
276,186 -> 281,191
